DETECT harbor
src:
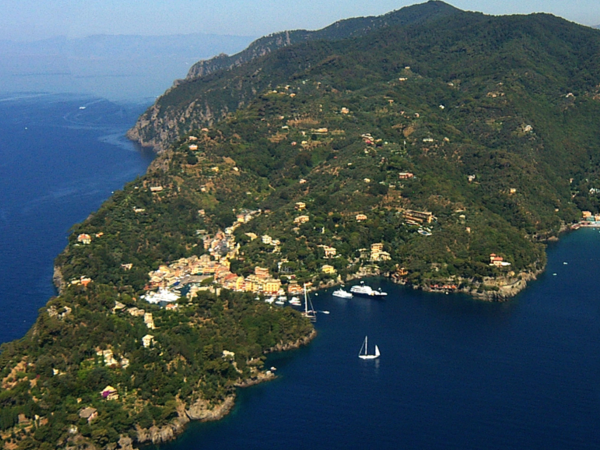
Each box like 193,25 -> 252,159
157,228 -> 600,450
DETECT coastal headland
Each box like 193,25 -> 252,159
3,2 -> 600,449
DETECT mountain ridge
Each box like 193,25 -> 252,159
183,1 -> 462,81
127,1 -> 471,152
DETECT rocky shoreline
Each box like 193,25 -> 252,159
264,329 -> 318,354
316,260 -> 547,302
391,264 -> 546,302
121,329 -> 318,449
52,265 -> 65,295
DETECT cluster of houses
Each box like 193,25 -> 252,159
581,211 -> 600,225
357,243 -> 391,263
96,349 -> 129,369
70,275 -> 92,288
146,254 -> 229,290
145,255 -> 288,302
361,132 -> 382,146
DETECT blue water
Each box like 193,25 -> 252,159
2,94 -> 600,449
0,93 -> 154,342
153,229 -> 600,450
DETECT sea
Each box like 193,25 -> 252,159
2,94 -> 600,449
0,93 -> 154,342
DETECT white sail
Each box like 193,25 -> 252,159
358,337 -> 366,357
303,284 -> 316,322
358,336 -> 380,359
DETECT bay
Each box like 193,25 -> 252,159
155,229 -> 600,450
0,93 -> 154,343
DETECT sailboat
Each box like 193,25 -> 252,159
302,284 -> 317,322
358,336 -> 380,360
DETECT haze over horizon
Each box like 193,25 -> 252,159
2,0 -> 599,43
2,0 -> 599,101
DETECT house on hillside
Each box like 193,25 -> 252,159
77,234 -> 91,244
79,407 -> 98,423
489,254 -> 511,267
142,335 -> 154,348
321,265 -> 336,274
403,209 -> 435,224
101,386 -> 118,401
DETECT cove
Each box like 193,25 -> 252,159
155,228 -> 600,450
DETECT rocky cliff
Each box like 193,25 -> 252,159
127,1 -> 461,153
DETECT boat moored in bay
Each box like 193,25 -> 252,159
350,282 -> 387,297
332,288 -> 353,299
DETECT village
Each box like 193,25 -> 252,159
139,203 -> 405,305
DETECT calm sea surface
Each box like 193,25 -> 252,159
2,94 -> 600,449
0,93 -> 154,342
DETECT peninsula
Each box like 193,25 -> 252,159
3,2 -> 600,449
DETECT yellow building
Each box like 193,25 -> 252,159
263,279 -> 282,295
322,265 -> 336,274
243,278 -> 259,293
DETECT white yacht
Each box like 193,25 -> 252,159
332,288 -> 353,299
350,283 -> 387,297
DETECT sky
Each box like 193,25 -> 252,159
2,0 -> 599,42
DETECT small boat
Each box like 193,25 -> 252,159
289,296 -> 302,306
332,288 -> 353,299
265,296 -> 276,304
358,336 -> 380,360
